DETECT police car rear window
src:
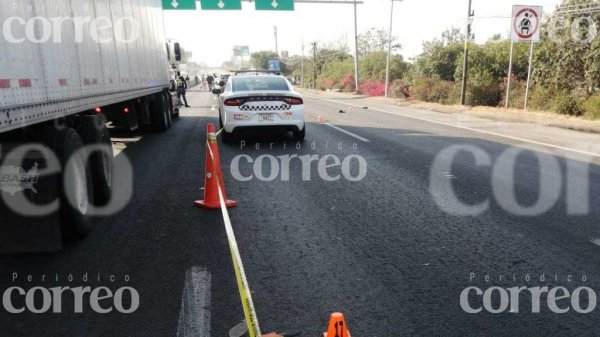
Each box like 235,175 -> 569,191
232,77 -> 289,92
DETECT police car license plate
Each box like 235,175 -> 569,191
259,114 -> 274,122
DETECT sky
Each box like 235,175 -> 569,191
163,0 -> 563,67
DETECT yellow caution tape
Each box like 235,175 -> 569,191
206,142 -> 262,337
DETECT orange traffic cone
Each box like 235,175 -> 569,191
323,312 -> 351,337
194,123 -> 237,209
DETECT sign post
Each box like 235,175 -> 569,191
200,0 -> 242,10
162,0 -> 197,10
233,46 -> 250,69
524,41 -> 535,110
506,5 -> 542,110
505,41 -> 514,109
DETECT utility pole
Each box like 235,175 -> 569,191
385,0 -> 402,98
301,40 -> 305,87
353,0 -> 360,93
274,26 -> 279,56
312,42 -> 317,89
459,0 -> 474,105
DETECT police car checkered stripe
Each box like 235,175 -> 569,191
239,104 -> 292,111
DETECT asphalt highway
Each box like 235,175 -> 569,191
1,89 -> 600,337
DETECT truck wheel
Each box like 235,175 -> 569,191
165,92 -> 173,128
75,114 -> 113,206
170,92 -> 180,119
151,93 -> 169,132
43,127 -> 94,239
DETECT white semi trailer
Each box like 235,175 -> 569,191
0,0 -> 181,249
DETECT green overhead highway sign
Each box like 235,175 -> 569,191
162,0 -> 197,10
255,0 -> 294,11
200,0 -> 242,10
233,46 -> 250,57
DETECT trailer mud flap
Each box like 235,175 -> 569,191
0,144 -> 62,254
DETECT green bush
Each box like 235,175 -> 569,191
498,78 -> 527,109
583,95 -> 600,119
551,95 -> 585,116
465,70 -> 501,106
410,76 -> 456,104
527,86 -> 555,111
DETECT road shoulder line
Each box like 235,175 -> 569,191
324,122 -> 371,142
309,96 -> 600,158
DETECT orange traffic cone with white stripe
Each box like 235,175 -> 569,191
323,312 -> 351,337
194,123 -> 237,209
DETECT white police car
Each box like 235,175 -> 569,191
213,71 -> 306,142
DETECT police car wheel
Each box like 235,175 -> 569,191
222,129 -> 233,143
293,125 -> 306,141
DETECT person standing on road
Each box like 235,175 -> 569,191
176,72 -> 191,108
206,74 -> 215,91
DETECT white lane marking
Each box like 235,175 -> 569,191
177,266 -> 211,337
324,123 -> 370,142
308,96 -> 600,159
591,239 -> 600,247
398,133 -> 434,136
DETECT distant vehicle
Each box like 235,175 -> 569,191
217,74 -> 231,85
213,72 -> 306,142
213,74 -> 230,94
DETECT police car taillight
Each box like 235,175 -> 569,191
284,97 -> 303,105
224,98 -> 246,106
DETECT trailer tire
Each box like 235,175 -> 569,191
151,93 -> 169,132
169,91 -> 180,119
75,114 -> 113,206
165,92 -> 173,128
43,127 -> 94,239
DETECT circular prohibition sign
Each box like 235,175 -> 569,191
514,7 -> 540,39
